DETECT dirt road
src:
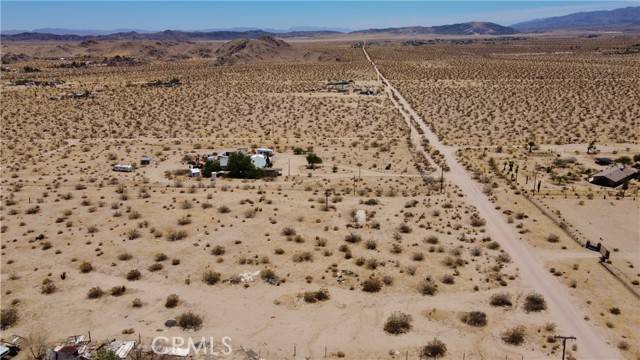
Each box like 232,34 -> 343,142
362,45 -> 620,359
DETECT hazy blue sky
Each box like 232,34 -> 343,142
2,1 -> 638,31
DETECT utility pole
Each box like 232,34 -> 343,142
288,158 -> 291,177
554,335 -> 576,360
440,167 -> 444,193
325,189 -> 331,210
353,175 -> 357,196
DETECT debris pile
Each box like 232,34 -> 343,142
10,78 -> 64,87
49,90 -> 94,100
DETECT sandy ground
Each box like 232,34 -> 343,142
365,45 -> 621,359
1,37 -> 638,360
542,198 -> 640,270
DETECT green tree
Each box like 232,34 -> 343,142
228,153 -> 261,179
95,350 -> 118,360
615,156 -> 632,165
306,153 -> 322,169
202,159 -> 221,177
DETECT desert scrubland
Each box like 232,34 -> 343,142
1,35 -> 638,359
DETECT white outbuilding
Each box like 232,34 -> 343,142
112,164 -> 133,172
251,154 -> 268,169
189,168 -> 201,177
256,147 -> 274,157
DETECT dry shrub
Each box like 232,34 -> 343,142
166,229 -> 187,241
303,288 -> 330,303
461,311 -> 487,327
398,223 -> 412,233
211,245 -> 226,256
155,253 -> 168,261
292,252 -> 313,263
165,294 -> 179,308
132,298 -> 143,308
425,235 -> 439,244
470,214 -> 486,227
202,270 -> 221,285
502,326 -> 526,345
547,234 -> 560,243
177,311 -> 203,330
490,293 -> 512,307
217,205 -> 231,214
0,307 -> 18,329
79,261 -> 93,273
127,228 -> 141,240
282,227 -> 296,236
362,278 -> 382,293
421,338 -> 447,358
383,311 -> 412,335
524,293 -> 546,312
418,278 -> 438,296
148,263 -> 163,272
41,279 -> 56,294
260,269 -> 280,285
87,287 -> 103,299
110,285 -> 126,296
118,253 -> 133,261
344,233 -> 362,243
126,269 -> 141,281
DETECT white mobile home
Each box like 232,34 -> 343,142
112,164 -> 133,172
256,148 -> 274,157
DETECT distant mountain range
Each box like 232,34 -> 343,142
0,22 -> 516,41
1,26 -> 353,36
0,29 -> 344,41
2,6 -> 639,41
513,6 -> 640,32
352,22 -> 517,36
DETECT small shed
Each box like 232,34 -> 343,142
589,165 -> 638,187
140,156 -> 152,166
354,210 -> 366,226
189,168 -> 201,177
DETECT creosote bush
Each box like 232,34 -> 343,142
490,293 -> 512,307
303,288 -> 330,303
362,278 -> 383,293
0,308 -> 18,329
202,270 -> 221,285
126,269 -> 141,281
461,311 -> 487,327
79,262 -> 93,273
383,311 -> 412,335
87,287 -> 104,299
419,278 -> 438,296
502,326 -> 526,345
421,338 -> 447,358
165,294 -> 179,308
177,311 -> 203,330
523,293 -> 546,312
